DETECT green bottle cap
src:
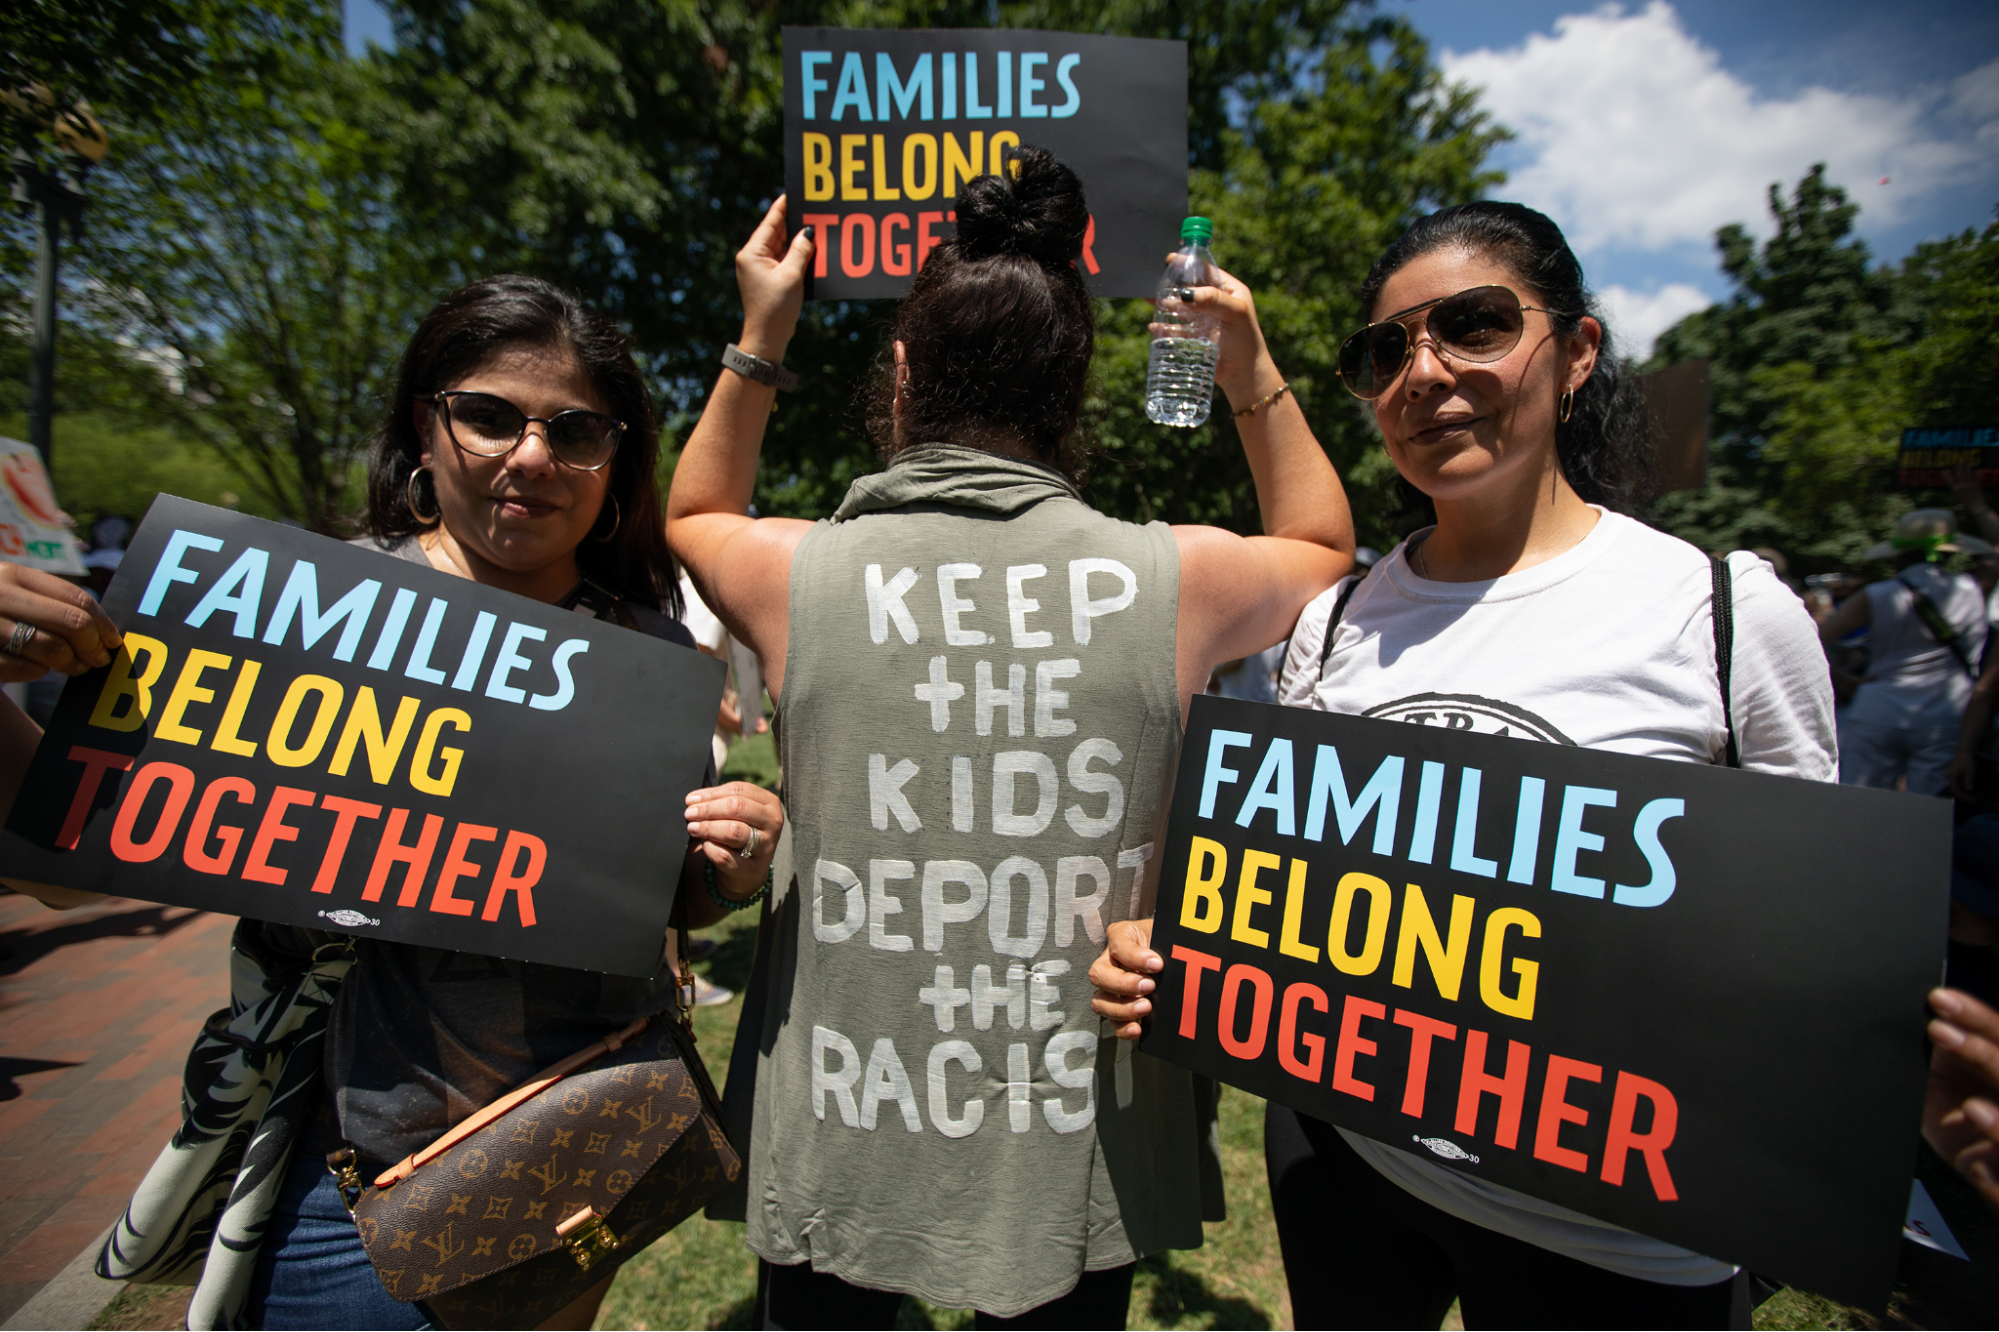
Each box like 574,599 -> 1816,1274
1180,216 -> 1213,244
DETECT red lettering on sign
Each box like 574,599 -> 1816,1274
1081,213 -> 1099,275
1332,994 -> 1387,1101
431,823 -> 498,917
483,830 -> 545,926
364,808 -> 443,906
183,776 -> 256,875
802,214 -> 839,277
1277,982 -> 1328,1082
1169,944 -> 1222,1038
1455,1029 -> 1531,1150
881,213 -> 912,276
1218,963 -> 1274,1059
57,746 -> 135,849
243,787 -> 318,885
109,761 -> 195,862
840,213 -> 875,278
1392,1009 -> 1459,1118
1601,1071 -> 1680,1201
1533,1054 -> 1604,1173
313,795 -> 383,894
917,212 -> 947,270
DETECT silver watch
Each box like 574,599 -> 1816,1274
722,343 -> 798,392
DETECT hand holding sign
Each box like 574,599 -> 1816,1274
736,194 -> 816,363
1927,986 -> 1999,1210
1088,916 -> 1162,1039
0,562 -> 121,683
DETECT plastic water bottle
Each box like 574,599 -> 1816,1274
1145,216 -> 1221,427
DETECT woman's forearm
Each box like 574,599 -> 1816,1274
668,367 -> 781,527
1228,358 -> 1352,552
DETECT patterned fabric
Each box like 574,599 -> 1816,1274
97,922 -> 354,1330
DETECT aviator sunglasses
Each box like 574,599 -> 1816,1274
1336,285 -> 1557,400
431,390 -> 625,472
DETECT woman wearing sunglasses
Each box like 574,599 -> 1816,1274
1090,202 -> 1837,1327
0,274 -> 781,1330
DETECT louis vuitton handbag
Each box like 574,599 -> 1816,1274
328,999 -> 739,1330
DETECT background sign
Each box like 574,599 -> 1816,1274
0,436 -> 86,574
2,496 -> 724,977
1140,697 -> 1947,1309
782,28 -> 1186,299
1896,425 -> 1999,488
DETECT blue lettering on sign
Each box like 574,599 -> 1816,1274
1199,729 -> 1685,909
878,52 -> 933,121
801,51 -> 832,119
129,528 -> 593,712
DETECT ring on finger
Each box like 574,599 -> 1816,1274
738,826 -> 760,861
1,621 -> 35,658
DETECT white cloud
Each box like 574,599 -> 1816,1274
1597,282 -> 1711,358
1440,4 -> 1999,255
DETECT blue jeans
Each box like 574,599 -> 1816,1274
244,1148 -> 433,1330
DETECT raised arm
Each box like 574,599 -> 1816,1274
1171,268 -> 1354,715
667,196 -> 818,698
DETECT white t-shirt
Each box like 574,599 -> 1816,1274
1844,565 -> 1986,729
1279,508 -> 1837,1285
677,572 -> 728,654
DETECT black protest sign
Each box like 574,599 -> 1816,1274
782,27 -> 1186,299
1138,696 -> 1947,1309
1895,425 -> 1999,488
2,497 -> 724,977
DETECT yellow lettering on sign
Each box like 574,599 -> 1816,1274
88,633 -> 169,732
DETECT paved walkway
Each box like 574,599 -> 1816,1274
0,892 -> 232,1324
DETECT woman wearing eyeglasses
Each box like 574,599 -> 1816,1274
0,274 -> 782,1330
1090,202 -> 1837,1327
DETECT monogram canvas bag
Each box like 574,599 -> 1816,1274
330,1004 -> 739,1330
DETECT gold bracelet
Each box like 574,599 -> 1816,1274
1234,382 -> 1292,419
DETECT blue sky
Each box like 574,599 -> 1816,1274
343,0 -> 1999,353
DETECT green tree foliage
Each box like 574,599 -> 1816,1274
0,0 -> 206,150
367,1 -> 1502,538
1650,168 -> 1999,570
49,1 -> 445,531
0,1 -> 445,528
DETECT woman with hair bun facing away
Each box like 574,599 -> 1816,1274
1090,202 -> 1838,1327
669,149 -> 1354,1327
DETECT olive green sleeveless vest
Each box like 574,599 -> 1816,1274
743,446 -> 1217,1314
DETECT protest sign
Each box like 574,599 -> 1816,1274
1139,696 -> 1947,1309
2,496 -> 725,977
0,436 -> 86,574
1896,425 -> 1999,488
782,28 -> 1186,299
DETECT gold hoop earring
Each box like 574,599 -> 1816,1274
593,494 -> 621,543
1558,389 -> 1575,423
407,468 -> 439,524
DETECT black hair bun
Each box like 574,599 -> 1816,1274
952,146 -> 1089,268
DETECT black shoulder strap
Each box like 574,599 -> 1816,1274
1317,574 -> 1365,676
1896,570 -> 1979,677
1709,555 -> 1739,769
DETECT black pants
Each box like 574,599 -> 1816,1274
756,1257 -> 1136,1330
1265,1103 -> 1748,1330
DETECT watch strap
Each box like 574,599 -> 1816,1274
722,343 -> 798,392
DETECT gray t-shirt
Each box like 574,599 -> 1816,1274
742,446 -> 1218,1316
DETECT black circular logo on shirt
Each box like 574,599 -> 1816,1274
1362,692 -> 1577,745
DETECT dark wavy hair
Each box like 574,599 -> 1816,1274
1360,201 -> 1654,511
866,146 -> 1095,484
365,275 -> 681,616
